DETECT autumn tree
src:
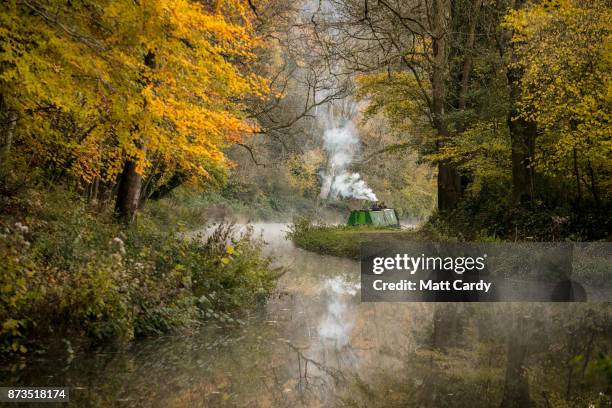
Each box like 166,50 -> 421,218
306,0 -> 498,212
0,0 -> 268,222
505,0 -> 611,209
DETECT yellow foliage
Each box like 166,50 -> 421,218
356,71 -> 433,140
504,0 -> 611,194
285,150 -> 325,196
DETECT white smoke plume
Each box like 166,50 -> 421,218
318,121 -> 378,202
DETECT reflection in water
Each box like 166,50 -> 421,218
1,224 -> 610,407
318,277 -> 358,346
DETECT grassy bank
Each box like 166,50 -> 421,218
0,175 -> 279,360
289,201 -> 612,260
287,218 -> 429,259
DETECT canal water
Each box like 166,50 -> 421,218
1,224 -> 609,407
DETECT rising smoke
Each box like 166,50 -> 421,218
318,121 -> 378,202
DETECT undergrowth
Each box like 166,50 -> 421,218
0,174 -> 279,360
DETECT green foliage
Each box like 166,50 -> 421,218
0,182 -> 277,359
287,218 -> 424,259
427,182 -> 611,241
432,119 -> 512,196
356,71 -> 435,153
353,0 -> 611,239
190,224 -> 277,318
287,219 -> 361,259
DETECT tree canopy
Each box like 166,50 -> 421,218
1,0 -> 267,189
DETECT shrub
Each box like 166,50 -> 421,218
0,185 -> 278,359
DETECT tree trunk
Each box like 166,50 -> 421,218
506,0 -> 536,205
500,316 -> 531,408
432,0 -> 461,213
587,161 -> 600,206
438,162 -> 462,212
114,49 -> 157,222
572,147 -> 581,206
507,67 -> 536,204
458,0 -> 482,112
92,175 -> 99,203
148,171 -> 187,201
0,110 -> 17,167
432,304 -> 466,350
114,159 -> 143,223
509,118 -> 535,203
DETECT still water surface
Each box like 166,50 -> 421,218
0,224 -> 431,407
3,224 -> 608,407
